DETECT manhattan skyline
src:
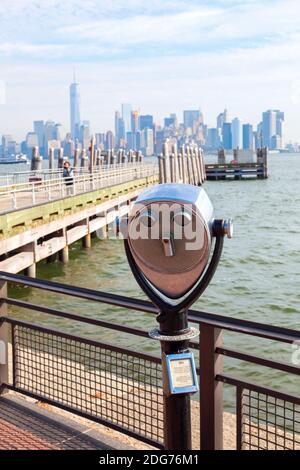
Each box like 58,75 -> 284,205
0,73 -> 289,159
0,0 -> 300,141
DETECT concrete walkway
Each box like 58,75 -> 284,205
0,395 -> 131,450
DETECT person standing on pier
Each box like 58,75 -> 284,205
63,160 -> 74,196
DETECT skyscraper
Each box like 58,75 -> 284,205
70,76 -> 81,141
164,114 -> 177,128
231,118 -> 242,150
276,111 -> 285,149
122,103 -> 132,135
80,121 -> 90,150
222,123 -> 232,150
131,110 -> 140,133
262,110 -> 276,148
217,109 -> 229,130
243,124 -> 254,150
106,131 -> 115,150
34,120 -> 45,156
139,115 -> 154,131
115,111 -> 125,146
183,110 -> 200,130
262,110 -> 284,149
207,128 -> 220,148
140,128 -> 154,156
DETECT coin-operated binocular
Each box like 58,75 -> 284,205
124,183 -> 232,450
124,183 -> 232,318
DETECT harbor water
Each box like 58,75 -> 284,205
1,153 -> 300,409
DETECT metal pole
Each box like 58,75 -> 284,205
200,324 -> 223,450
158,311 -> 192,450
0,279 -> 8,393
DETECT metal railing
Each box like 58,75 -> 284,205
0,163 -> 158,214
0,272 -> 300,450
0,162 -> 149,188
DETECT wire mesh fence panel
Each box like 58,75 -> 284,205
12,324 -> 164,446
240,388 -> 300,450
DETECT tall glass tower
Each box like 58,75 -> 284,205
122,103 -> 132,135
70,74 -> 81,141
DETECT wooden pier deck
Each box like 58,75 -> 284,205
0,162 -> 159,276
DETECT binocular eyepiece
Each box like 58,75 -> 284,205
124,183 -> 232,314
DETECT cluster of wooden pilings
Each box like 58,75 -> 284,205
31,139 -> 144,172
158,143 -> 206,185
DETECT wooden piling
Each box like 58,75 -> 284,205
25,263 -> 36,278
169,154 -> 175,183
74,148 -> 80,169
218,149 -> 226,165
172,143 -> 178,183
111,150 -> 117,166
199,148 -> 206,183
177,153 -> 183,182
162,142 -> 170,182
82,233 -> 92,249
59,245 -> 69,264
89,136 -> 95,174
117,149 -> 122,164
263,148 -> 268,178
31,147 -> 42,171
186,146 -> 194,185
190,147 -> 197,186
96,149 -> 101,168
58,147 -> 64,169
180,146 -> 186,184
194,147 -> 201,186
186,148 -> 192,185
48,148 -> 54,171
80,149 -> 88,169
158,155 -> 164,184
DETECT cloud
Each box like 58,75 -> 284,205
0,0 -> 299,142
1,0 -> 300,61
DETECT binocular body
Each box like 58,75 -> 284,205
127,184 -> 215,300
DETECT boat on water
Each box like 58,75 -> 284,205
0,154 -> 29,164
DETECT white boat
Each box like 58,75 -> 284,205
0,154 -> 29,165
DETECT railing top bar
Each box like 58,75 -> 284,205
217,374 -> 300,405
1,272 -> 300,344
5,297 -> 150,339
0,161 -> 157,180
4,316 -> 161,364
0,164 -> 158,193
5,296 -> 199,350
0,271 -> 157,313
188,309 -> 300,344
217,346 -> 300,377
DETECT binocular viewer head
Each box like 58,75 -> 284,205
125,184 -> 232,311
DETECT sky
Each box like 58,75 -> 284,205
0,0 -> 300,141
